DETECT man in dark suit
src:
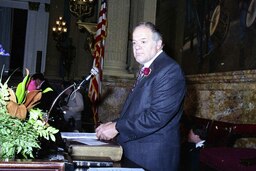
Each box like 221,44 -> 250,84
31,73 -> 57,114
96,22 -> 186,171
181,124 -> 207,171
31,73 -> 65,157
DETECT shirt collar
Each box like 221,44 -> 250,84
143,50 -> 163,68
196,140 -> 205,148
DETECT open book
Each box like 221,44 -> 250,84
61,132 -> 123,162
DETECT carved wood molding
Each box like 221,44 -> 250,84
45,3 -> 50,12
28,2 -> 40,11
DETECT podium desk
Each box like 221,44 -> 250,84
0,158 -> 144,171
0,160 -> 67,171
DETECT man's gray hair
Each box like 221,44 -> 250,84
134,22 -> 163,42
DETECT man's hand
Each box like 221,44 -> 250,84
95,122 -> 118,140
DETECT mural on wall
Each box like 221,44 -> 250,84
0,44 -> 10,56
181,0 -> 256,75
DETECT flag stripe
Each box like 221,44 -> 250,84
88,0 -> 107,125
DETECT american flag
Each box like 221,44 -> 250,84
88,0 -> 107,126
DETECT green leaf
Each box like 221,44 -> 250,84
0,69 -> 59,159
50,133 -> 56,142
15,68 -> 30,104
42,87 -> 53,93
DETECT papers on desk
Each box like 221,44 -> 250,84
60,132 -> 108,145
88,168 -> 145,171
61,132 -> 123,162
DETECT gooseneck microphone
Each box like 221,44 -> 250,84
77,66 -> 99,89
47,67 -> 99,118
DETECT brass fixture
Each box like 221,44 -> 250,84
52,16 -> 68,43
77,21 -> 97,55
69,0 -> 97,54
69,0 -> 96,22
77,21 -> 97,35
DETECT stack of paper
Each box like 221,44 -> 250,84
61,132 -> 123,162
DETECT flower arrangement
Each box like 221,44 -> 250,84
0,69 -> 59,159
142,67 -> 151,76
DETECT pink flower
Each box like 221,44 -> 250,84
143,67 -> 151,76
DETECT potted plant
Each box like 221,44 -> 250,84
0,69 -> 59,159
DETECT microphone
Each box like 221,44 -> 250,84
85,67 -> 99,81
47,67 -> 99,117
78,67 -> 99,89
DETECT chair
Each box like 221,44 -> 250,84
193,117 -> 256,171
200,147 -> 256,171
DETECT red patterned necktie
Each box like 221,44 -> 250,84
137,68 -> 144,82
132,68 -> 144,91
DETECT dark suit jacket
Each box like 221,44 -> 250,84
116,52 -> 186,171
182,142 -> 204,171
36,81 -> 57,113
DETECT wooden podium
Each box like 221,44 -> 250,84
0,133 -> 143,171
0,160 -> 68,171
61,132 -> 123,162
68,141 -> 123,162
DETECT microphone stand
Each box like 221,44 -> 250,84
77,77 -> 89,90
47,67 -> 99,120
47,83 -> 76,120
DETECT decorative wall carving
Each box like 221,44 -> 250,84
28,2 -> 40,11
185,70 -> 256,148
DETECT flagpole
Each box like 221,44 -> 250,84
88,0 -> 107,127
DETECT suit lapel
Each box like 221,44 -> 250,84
120,52 -> 166,118
120,86 -> 138,117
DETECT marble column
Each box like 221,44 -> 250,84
23,2 -> 49,75
127,0 -> 157,73
103,0 -> 133,78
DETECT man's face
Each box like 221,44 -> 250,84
132,26 -> 162,65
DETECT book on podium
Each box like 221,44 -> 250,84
61,132 -> 123,162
